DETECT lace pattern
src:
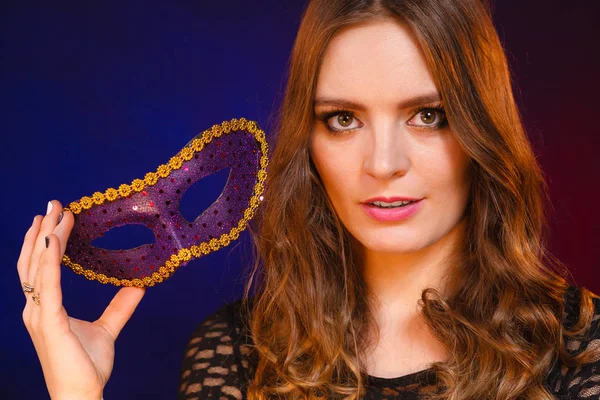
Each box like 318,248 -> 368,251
178,286 -> 600,399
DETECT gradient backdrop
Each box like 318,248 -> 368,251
1,1 -> 599,399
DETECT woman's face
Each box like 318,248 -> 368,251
309,18 -> 471,255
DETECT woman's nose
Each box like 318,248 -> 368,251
362,123 -> 411,180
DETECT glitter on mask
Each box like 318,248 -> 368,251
61,118 -> 268,288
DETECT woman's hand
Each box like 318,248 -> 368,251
18,200 -> 146,400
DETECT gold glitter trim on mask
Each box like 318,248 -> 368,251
61,117 -> 268,288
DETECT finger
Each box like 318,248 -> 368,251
17,215 -> 43,298
34,234 -> 63,315
28,200 -> 64,285
95,287 -> 146,341
29,235 -> 50,322
52,210 -> 74,259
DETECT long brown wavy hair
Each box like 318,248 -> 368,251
239,0 -> 600,399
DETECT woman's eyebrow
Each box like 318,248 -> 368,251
314,92 -> 441,111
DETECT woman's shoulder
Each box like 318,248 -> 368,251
549,284 -> 600,398
189,297 -> 254,337
562,284 -> 600,331
177,297 -> 257,400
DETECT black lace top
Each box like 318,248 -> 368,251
178,286 -> 600,399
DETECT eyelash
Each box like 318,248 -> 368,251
316,104 -> 448,136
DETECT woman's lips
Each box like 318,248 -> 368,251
360,199 -> 424,222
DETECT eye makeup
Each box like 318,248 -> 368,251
315,103 -> 448,136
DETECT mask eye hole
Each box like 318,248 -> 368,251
179,167 -> 230,223
91,224 -> 156,250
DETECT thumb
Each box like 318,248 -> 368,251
95,287 -> 146,341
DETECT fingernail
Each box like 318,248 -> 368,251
46,201 -> 53,215
58,211 -> 64,225
45,236 -> 50,248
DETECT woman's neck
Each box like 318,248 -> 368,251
359,217 -> 466,318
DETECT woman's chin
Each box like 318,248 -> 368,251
356,236 -> 425,255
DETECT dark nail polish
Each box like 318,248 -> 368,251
58,211 -> 64,225
45,236 -> 49,248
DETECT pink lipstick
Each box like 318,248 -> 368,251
360,199 -> 424,222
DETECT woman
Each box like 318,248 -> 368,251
19,0 -> 600,399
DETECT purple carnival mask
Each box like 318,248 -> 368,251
61,117 -> 268,288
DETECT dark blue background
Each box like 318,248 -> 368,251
2,1 -> 599,399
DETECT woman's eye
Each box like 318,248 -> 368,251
407,109 -> 447,128
317,107 -> 446,134
325,112 -> 362,131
